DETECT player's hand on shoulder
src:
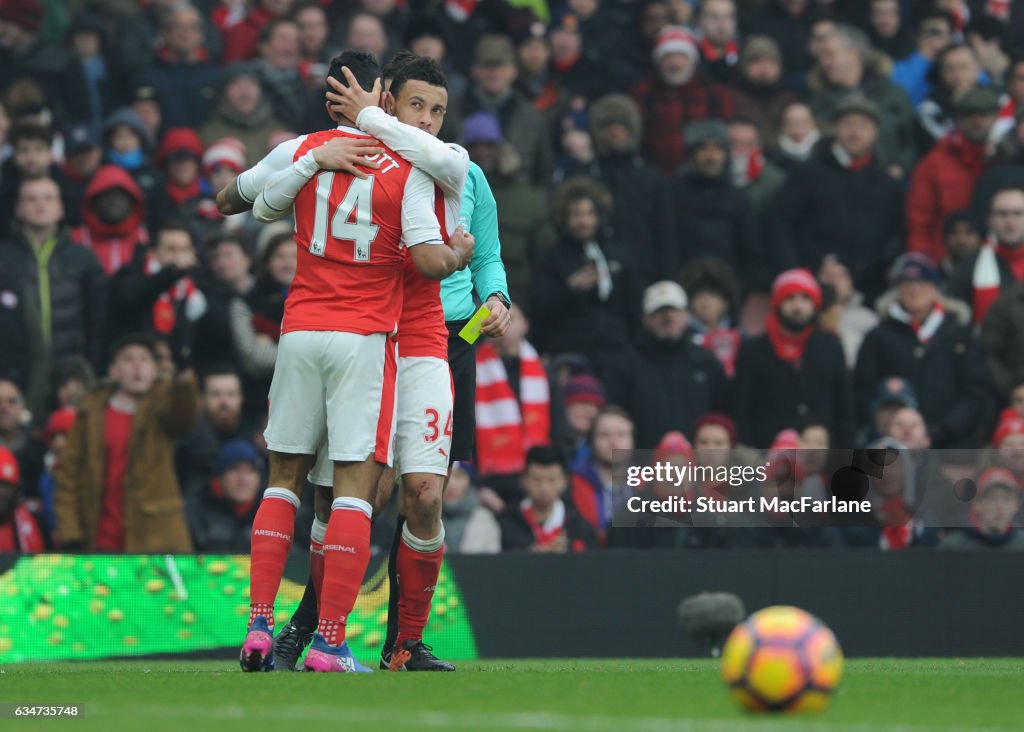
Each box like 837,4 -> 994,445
446,225 -> 474,270
312,137 -> 384,179
326,68 -> 383,125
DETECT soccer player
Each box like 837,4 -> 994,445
271,54 -> 512,672
234,50 -> 474,674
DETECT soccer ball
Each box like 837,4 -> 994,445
720,605 -> 843,713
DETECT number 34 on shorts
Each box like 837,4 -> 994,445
424,408 -> 452,443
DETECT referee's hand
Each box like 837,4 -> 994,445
481,297 -> 511,338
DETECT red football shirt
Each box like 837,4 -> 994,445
282,128 -> 442,337
95,404 -> 134,551
398,186 -> 450,359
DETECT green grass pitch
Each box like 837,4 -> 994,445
1,658 -> 1020,731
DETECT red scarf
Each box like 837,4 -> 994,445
475,341 -> 551,475
156,44 -> 209,64
0,505 -> 46,553
210,477 -> 257,518
972,237 -> 1024,325
888,302 -> 945,344
145,255 -> 198,334
764,313 -> 813,365
165,178 -> 201,207
699,327 -> 741,377
878,498 -> 914,551
521,499 -> 565,546
698,37 -> 738,65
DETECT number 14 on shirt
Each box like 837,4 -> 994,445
309,172 -> 380,262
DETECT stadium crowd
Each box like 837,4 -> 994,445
2,0 -> 1024,555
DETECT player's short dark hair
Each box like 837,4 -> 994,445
10,123 -> 53,147
109,333 -> 159,364
383,50 -> 417,85
525,446 -> 566,472
328,50 -> 381,95
388,53 -> 447,101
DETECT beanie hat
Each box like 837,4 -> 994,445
654,430 -> 694,463
993,414 -> 1024,448
461,112 -> 503,146
976,466 -> 1020,496
157,128 -> 204,166
202,137 -> 247,175
652,25 -> 699,63
564,374 -> 606,408
215,440 -> 264,475
0,0 -> 43,34
771,268 -> 823,310
694,412 -> 738,448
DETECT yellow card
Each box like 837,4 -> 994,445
458,305 -> 491,344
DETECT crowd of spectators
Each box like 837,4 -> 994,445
2,0 -> 1024,555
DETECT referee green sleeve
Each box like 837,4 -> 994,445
440,163 -> 510,322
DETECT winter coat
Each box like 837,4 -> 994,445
485,149 -> 557,302
630,70 -> 736,176
734,330 -> 855,449
187,483 -> 258,554
980,284 -> 1024,400
54,374 -> 199,552
769,144 -> 904,299
531,234 -> 641,368
855,297 -> 989,448
135,55 -> 223,129
668,167 -> 761,292
601,331 -> 731,449
906,133 -> 992,262
807,72 -> 919,174
200,99 -> 286,168
446,87 -> 554,187
0,231 -> 107,369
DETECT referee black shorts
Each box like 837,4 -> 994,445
446,319 -> 476,463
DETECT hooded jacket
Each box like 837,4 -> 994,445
72,165 -> 148,277
586,94 -> 673,284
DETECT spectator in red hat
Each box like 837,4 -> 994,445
855,253 -> 989,448
630,24 -> 735,175
562,373 -> 606,459
735,268 -> 854,449
157,128 -> 205,213
608,429 -> 691,549
71,164 -> 149,277
988,412 -> 1024,480
940,467 -> 1024,550
0,445 -> 45,553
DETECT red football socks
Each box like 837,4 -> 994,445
317,498 -> 372,646
248,488 -> 300,631
396,524 -> 445,647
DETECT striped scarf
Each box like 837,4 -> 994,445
475,341 -> 551,475
888,302 -> 945,344
972,237 -> 1024,325
145,255 -> 207,335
